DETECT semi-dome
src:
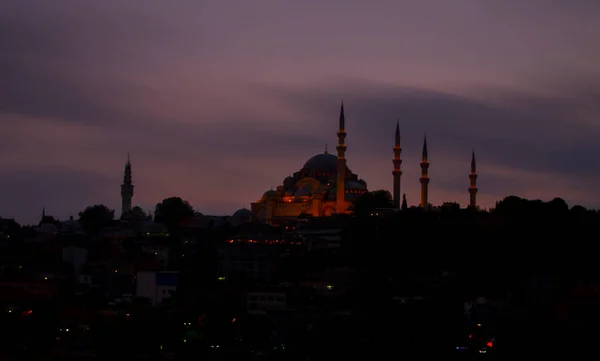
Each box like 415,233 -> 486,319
345,180 -> 367,190
232,208 -> 251,219
303,152 -> 338,173
262,190 -> 279,198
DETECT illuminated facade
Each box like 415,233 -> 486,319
251,102 -> 368,225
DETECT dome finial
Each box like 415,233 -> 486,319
324,144 -> 328,154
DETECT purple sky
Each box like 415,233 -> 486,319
1,0 -> 600,224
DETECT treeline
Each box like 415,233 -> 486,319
343,195 -> 600,293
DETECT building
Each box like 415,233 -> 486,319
136,271 -> 179,306
250,102 -> 480,221
247,290 -> 287,315
251,102 -> 368,225
218,223 -> 281,283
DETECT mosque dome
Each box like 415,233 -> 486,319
262,190 -> 279,199
232,208 -> 252,219
303,153 -> 338,174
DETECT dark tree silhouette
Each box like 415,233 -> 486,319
78,204 -> 114,236
441,202 -> 461,212
122,206 -> 147,220
401,193 -> 408,210
548,197 -> 569,213
154,197 -> 194,231
571,205 -> 587,215
353,190 -> 393,215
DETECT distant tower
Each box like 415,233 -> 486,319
392,120 -> 402,209
469,149 -> 478,208
121,153 -> 134,216
39,207 -> 46,225
419,135 -> 430,208
336,101 -> 347,214
401,193 -> 408,210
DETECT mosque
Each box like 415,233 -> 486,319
118,102 -> 479,225
249,102 -> 479,225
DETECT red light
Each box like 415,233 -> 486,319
486,341 -> 493,347
468,334 -> 472,339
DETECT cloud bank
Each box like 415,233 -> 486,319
1,0 -> 599,224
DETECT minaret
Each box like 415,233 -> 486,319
336,101 -> 347,214
39,207 -> 46,225
392,120 -> 402,209
419,135 -> 430,208
469,149 -> 478,208
121,153 -> 134,216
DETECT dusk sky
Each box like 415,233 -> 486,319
2,0 -> 600,224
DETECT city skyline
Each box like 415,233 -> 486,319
2,0 -> 600,224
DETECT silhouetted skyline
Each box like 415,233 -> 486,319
1,0 -> 600,224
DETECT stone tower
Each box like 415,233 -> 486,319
121,153 -> 134,216
392,120 -> 402,209
469,149 -> 478,208
336,101 -> 347,214
419,135 -> 430,208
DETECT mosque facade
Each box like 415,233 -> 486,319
250,103 -> 368,225
250,101 -> 479,225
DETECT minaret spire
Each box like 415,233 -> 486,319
469,149 -> 478,209
324,144 -> 328,154
120,154 -> 134,217
419,134 -> 430,209
392,119 -> 402,209
336,100 -> 347,214
339,99 -> 345,130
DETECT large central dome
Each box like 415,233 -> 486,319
303,152 -> 338,173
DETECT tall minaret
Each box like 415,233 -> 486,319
336,101 -> 347,214
419,135 -> 430,208
469,149 -> 478,208
392,120 -> 402,209
121,153 -> 134,216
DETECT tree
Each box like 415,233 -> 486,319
441,202 -> 461,212
78,204 -> 115,237
353,190 -> 393,215
401,193 -> 408,210
547,197 -> 569,214
154,197 -> 194,231
122,206 -> 147,220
